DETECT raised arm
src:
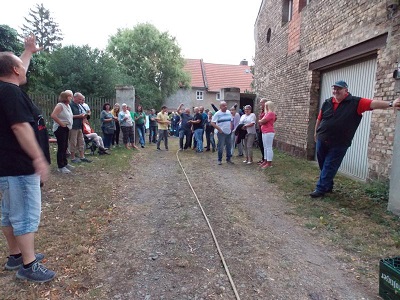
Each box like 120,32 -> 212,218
20,33 -> 43,74
177,103 -> 184,114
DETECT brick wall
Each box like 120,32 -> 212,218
254,0 -> 400,180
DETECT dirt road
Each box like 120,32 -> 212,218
97,138 -> 378,299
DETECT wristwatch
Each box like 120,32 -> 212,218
389,101 -> 393,107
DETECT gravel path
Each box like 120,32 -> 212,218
96,139 -> 379,300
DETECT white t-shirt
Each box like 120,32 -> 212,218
211,110 -> 232,134
240,113 -> 256,134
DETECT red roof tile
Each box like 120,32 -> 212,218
183,59 -> 205,88
183,59 -> 253,93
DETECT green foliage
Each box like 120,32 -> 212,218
34,45 -> 127,98
364,180 -> 389,201
21,3 -> 63,52
0,25 -> 23,53
107,23 -> 190,109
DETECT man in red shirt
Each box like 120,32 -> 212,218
311,80 -> 400,198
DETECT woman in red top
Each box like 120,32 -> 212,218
259,101 -> 277,168
83,119 -> 109,154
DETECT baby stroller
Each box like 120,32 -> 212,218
84,135 -> 97,155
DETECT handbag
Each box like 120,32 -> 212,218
102,126 -> 115,135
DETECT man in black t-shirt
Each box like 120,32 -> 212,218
0,34 -> 56,283
190,107 -> 204,153
176,103 -> 193,150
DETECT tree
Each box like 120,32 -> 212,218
21,3 -> 63,52
37,45 -> 129,98
0,25 -> 23,53
107,23 -> 190,108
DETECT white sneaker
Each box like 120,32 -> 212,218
65,164 -> 75,169
58,167 -> 71,174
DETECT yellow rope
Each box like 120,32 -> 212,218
176,150 -> 241,300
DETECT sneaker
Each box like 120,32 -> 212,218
179,148 -> 183,151
80,157 -> 92,163
226,160 -> 234,165
5,253 -> 44,271
243,160 -> 248,163
157,147 -> 161,151
16,261 -> 56,283
217,161 -> 222,165
247,161 -> 253,165
141,145 -> 145,148
65,164 -> 75,169
71,158 -> 81,163
58,167 -> 71,174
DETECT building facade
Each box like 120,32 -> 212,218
165,59 -> 255,113
254,0 -> 400,181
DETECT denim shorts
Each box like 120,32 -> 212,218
0,174 -> 41,236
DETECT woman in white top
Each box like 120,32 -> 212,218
239,105 -> 257,164
118,103 -> 138,150
51,91 -> 73,173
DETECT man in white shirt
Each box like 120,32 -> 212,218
211,101 -> 234,165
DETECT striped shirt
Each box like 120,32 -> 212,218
212,110 -> 232,134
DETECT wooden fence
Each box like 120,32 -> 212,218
30,94 -> 115,135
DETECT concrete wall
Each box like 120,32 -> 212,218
254,0 -> 400,180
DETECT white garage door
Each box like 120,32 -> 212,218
319,58 -> 377,180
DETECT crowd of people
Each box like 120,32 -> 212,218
2,34 -> 400,286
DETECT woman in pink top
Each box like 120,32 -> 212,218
259,101 -> 277,168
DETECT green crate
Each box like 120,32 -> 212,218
380,257 -> 400,300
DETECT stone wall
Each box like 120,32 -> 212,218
254,0 -> 400,180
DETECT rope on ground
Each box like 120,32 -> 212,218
176,150 -> 241,300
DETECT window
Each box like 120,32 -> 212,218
216,92 -> 220,101
299,0 -> 311,11
196,90 -> 204,101
282,0 -> 293,24
266,28 -> 272,43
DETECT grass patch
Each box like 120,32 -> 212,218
263,150 -> 400,270
0,145 -> 136,299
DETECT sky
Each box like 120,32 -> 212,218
1,0 -> 261,65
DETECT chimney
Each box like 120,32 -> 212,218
240,59 -> 248,66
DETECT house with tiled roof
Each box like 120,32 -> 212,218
165,59 -> 255,112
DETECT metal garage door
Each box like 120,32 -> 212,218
319,58 -> 377,180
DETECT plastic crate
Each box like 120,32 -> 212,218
380,257 -> 400,300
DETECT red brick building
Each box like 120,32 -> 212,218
254,0 -> 400,181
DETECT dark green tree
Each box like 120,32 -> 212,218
21,3 -> 63,52
0,25 -> 23,53
39,45 -> 129,98
107,23 -> 190,108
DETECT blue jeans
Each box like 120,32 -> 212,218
179,129 -> 192,149
136,124 -> 145,146
149,125 -> 157,143
0,174 -> 41,236
315,140 -> 349,193
206,131 -> 215,150
217,132 -> 232,162
194,129 -> 204,152
103,133 -> 114,149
